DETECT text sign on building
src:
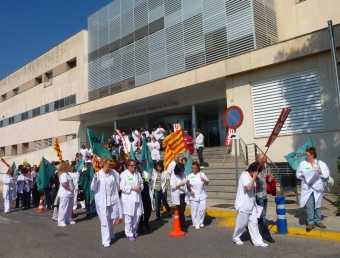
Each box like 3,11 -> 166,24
223,106 -> 244,129
225,129 -> 235,146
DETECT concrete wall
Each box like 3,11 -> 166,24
276,0 -> 340,41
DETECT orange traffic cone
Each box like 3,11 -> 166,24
37,196 -> 45,213
169,210 -> 185,237
115,219 -> 121,225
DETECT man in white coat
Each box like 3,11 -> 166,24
120,160 -> 144,242
232,162 -> 268,247
296,147 -> 329,232
91,159 -> 120,247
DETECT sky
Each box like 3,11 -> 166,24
0,0 -> 113,80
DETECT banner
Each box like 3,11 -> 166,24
86,128 -> 111,159
265,108 -> 291,147
225,129 -> 235,146
163,125 -> 186,170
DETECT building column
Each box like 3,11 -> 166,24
191,105 -> 196,141
113,121 -> 117,130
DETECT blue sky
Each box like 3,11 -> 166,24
0,0 -> 112,80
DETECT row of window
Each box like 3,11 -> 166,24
1,59 -> 76,103
0,94 -> 76,128
0,134 -> 76,157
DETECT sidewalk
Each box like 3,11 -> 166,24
193,192 -> 340,242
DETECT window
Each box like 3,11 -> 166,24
0,147 -> 5,156
32,107 -> 40,117
70,94 -> 76,105
12,145 -> 17,155
0,120 -> 3,127
23,143 -> 29,153
21,111 -> 28,121
13,88 -> 19,96
2,94 -> 6,101
45,72 -> 53,86
44,138 -> 52,148
45,104 -> 50,113
67,58 -> 77,70
34,140 -> 42,150
54,100 -> 59,110
8,116 -> 15,125
251,69 -> 324,136
59,98 -> 65,108
66,134 -> 76,141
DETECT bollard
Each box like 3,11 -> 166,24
275,196 -> 288,234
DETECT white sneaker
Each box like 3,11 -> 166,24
233,240 -> 244,245
69,221 -> 76,225
255,242 -> 268,247
200,224 -> 204,228
194,225 -> 200,230
58,223 -> 67,227
103,243 -> 110,248
200,166 -> 205,169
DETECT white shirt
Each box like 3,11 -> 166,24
155,127 -> 165,140
187,172 -> 209,201
170,173 -> 188,205
17,174 -> 31,193
167,161 -> 177,176
70,172 -> 80,190
58,173 -> 74,198
150,141 -> 160,161
195,133 -> 204,149
79,148 -> 89,157
235,171 -> 255,213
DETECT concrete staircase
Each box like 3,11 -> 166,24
165,146 -> 247,201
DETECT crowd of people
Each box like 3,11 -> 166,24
2,126 -> 210,248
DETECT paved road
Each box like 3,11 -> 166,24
0,199 -> 339,258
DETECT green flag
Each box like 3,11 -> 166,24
141,138 -> 154,174
185,155 -> 194,175
75,156 -> 84,172
284,136 -> 314,170
129,144 -> 136,160
86,127 -> 111,159
12,162 -> 18,177
78,164 -> 95,202
36,157 -> 56,191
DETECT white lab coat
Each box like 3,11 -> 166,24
120,169 -> 144,216
151,169 -> 169,195
112,169 -> 123,219
2,174 -> 15,213
296,159 -> 330,208
187,172 -> 209,202
170,173 -> 188,205
91,169 -> 120,226
149,141 -> 160,161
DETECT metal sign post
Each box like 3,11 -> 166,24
223,106 -> 244,192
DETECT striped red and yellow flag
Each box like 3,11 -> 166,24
1,157 -> 10,167
163,127 -> 186,170
92,154 -> 103,172
53,138 -> 63,163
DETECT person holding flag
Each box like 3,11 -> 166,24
91,159 -> 120,247
296,147 -> 330,232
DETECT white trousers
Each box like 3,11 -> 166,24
100,206 -> 116,246
4,194 -> 13,213
73,189 -> 79,209
58,196 -> 73,225
232,206 -> 264,246
190,199 -> 206,227
124,213 -> 141,237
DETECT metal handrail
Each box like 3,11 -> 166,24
238,138 -> 249,165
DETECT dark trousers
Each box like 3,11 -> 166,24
85,195 -> 96,215
154,190 -> 170,218
256,196 -> 271,239
22,191 -> 30,209
139,195 -> 152,228
176,193 -> 187,230
32,184 -> 40,207
197,147 -> 204,166
16,193 -> 22,208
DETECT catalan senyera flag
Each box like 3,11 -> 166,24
163,126 -> 186,170
92,154 -> 103,172
23,156 -> 28,165
53,138 -> 63,163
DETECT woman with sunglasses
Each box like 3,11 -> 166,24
120,159 -> 144,242
186,161 -> 209,230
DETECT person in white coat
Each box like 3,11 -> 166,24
91,159 -> 120,247
2,167 -> 15,213
120,159 -> 144,242
150,137 -> 160,167
170,163 -> 188,232
70,167 -> 80,210
232,162 -> 268,247
296,147 -> 330,232
187,161 -> 209,230
151,160 -> 171,220
109,160 -> 123,224
57,161 -> 76,227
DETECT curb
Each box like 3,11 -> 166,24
213,209 -> 340,242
